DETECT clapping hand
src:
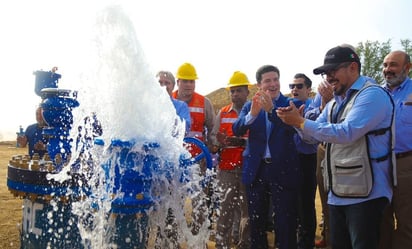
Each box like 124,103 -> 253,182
276,101 -> 306,127
251,90 -> 273,116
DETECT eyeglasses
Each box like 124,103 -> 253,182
321,62 -> 352,79
289,83 -> 304,90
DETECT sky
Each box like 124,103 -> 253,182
0,0 -> 411,141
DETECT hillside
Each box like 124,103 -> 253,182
206,85 -> 316,113
205,85 -> 258,113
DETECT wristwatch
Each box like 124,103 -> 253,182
299,119 -> 306,129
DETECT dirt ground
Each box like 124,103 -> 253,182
0,142 -> 24,249
0,142 -> 323,249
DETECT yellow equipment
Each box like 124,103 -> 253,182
227,71 -> 252,88
176,62 -> 198,80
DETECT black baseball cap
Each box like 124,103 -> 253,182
313,46 -> 360,75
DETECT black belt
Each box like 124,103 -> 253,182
396,150 -> 412,159
262,158 -> 272,164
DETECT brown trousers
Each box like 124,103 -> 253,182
316,144 -> 331,248
379,155 -> 412,249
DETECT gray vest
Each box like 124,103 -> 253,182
322,82 -> 395,198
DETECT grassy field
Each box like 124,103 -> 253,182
0,142 -> 323,249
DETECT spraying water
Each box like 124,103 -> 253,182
67,5 -> 211,249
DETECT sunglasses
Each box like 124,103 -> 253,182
289,83 -> 304,90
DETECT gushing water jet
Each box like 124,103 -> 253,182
7,5 -> 215,249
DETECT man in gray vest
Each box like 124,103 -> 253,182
276,46 -> 395,249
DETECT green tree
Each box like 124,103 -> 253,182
356,39 -> 412,84
356,40 -> 391,84
400,39 -> 412,56
400,39 -> 412,78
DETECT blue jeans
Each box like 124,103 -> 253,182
329,197 -> 389,249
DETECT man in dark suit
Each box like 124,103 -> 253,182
233,65 -> 302,249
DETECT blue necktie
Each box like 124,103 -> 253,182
265,111 -> 272,158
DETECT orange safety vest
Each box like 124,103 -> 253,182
218,104 -> 247,170
173,91 -> 206,156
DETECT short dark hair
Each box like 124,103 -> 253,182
405,53 -> 411,64
256,65 -> 280,83
294,73 -> 312,88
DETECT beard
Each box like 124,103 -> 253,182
384,68 -> 407,87
328,78 -> 346,96
333,85 -> 346,97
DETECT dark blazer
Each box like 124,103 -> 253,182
233,93 -> 302,187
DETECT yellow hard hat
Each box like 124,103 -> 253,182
227,71 -> 252,89
176,62 -> 198,80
